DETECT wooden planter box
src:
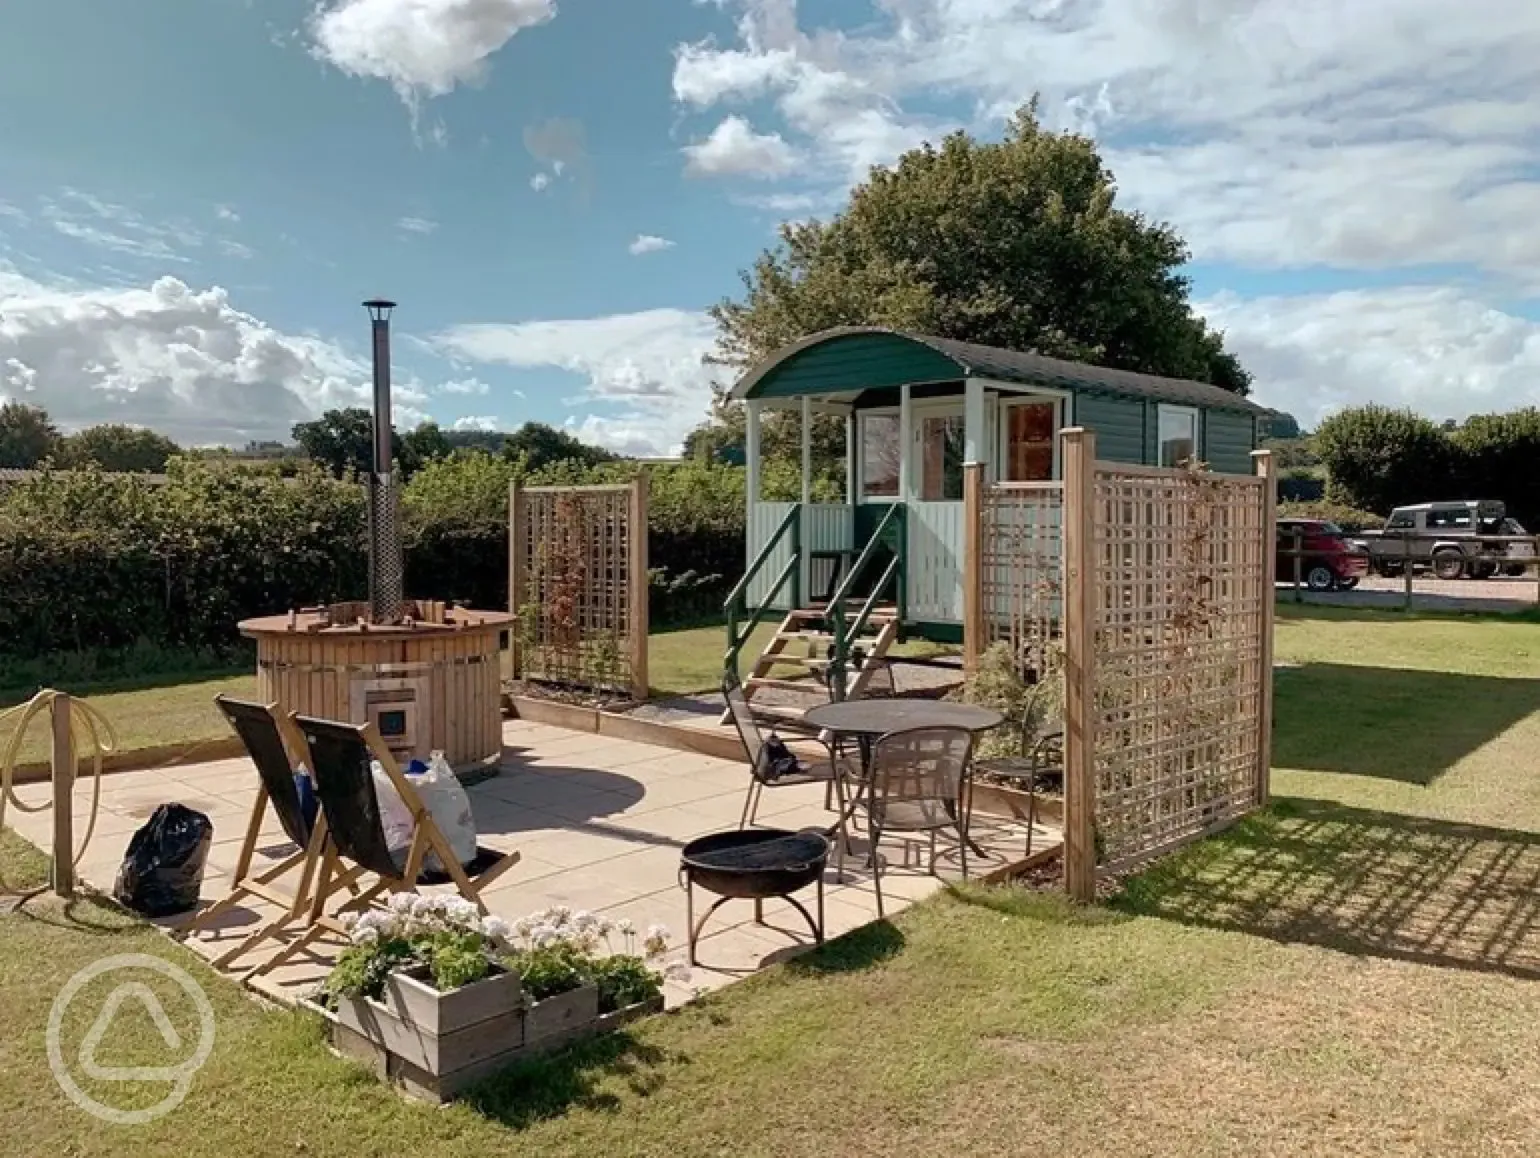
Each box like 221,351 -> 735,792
320,970 -> 659,1104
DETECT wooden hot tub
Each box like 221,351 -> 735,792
238,603 -> 513,772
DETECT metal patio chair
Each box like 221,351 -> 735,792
722,668 -> 852,856
862,725 -> 975,918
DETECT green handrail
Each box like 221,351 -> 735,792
724,504 -> 802,675
826,503 -> 905,701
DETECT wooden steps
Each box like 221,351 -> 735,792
730,603 -> 901,726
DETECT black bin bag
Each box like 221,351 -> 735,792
113,803 -> 213,917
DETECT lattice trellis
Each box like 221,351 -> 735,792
1084,462 -> 1270,873
980,481 -> 1064,675
510,480 -> 648,700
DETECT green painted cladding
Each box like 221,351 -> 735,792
748,333 -> 962,399
1073,393 -> 1146,464
1205,410 -> 1258,475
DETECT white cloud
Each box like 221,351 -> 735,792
217,239 -> 256,259
215,205 -> 240,223
0,267 -> 380,445
39,191 -> 202,265
1198,286 -> 1540,427
684,115 -> 799,179
523,118 -> 590,194
397,215 -> 439,234
437,377 -> 489,395
309,0 -> 556,110
674,1 -> 1540,282
628,234 -> 675,256
450,414 -> 499,431
433,308 -> 719,455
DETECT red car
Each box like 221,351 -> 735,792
1276,518 -> 1369,591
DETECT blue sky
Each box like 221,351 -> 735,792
1,0 -> 1537,454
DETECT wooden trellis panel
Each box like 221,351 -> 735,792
508,479 -> 649,701
976,479 -> 1063,674
1061,430 -> 1273,895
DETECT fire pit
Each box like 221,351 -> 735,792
238,300 -> 510,775
679,828 -> 829,966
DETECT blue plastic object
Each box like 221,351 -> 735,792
406,758 -> 429,777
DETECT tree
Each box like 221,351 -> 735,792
501,422 -> 617,472
1452,409 -> 1540,527
400,421 -> 453,475
293,408 -> 378,478
687,101 -> 1248,462
0,401 -> 60,468
1263,411 -> 1302,439
61,424 -> 182,472
1314,405 -> 1456,514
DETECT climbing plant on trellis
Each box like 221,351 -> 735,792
508,479 -> 649,701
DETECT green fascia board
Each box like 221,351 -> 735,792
733,327 -> 1266,417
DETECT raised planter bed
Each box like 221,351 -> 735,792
316,968 -> 663,1103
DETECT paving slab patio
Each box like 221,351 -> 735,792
6,718 -> 1059,1007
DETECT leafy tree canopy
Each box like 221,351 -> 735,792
61,423 -> 181,473
686,101 -> 1249,465
501,421 -> 617,472
0,401 -> 60,469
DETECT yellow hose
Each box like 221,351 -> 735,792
0,689 -> 117,895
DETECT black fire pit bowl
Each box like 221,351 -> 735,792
679,827 -> 830,966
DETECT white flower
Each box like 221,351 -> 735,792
480,916 -> 510,943
616,918 -> 635,936
387,892 -> 417,914
353,926 -> 380,946
643,924 -> 671,957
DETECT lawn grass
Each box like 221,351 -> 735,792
2,673 -> 258,767
7,604 -> 1540,1155
1,622 -> 951,767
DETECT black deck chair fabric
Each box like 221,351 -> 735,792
215,696 -> 314,848
293,714 -> 400,880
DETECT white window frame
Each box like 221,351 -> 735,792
856,408 -> 903,502
997,395 -> 1065,483
1157,404 -> 1200,468
909,398 -> 966,502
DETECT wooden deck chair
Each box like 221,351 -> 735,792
177,696 -> 331,970
251,714 -> 520,979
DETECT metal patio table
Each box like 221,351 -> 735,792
803,698 -> 1004,857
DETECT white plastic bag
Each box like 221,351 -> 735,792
370,760 -> 417,864
411,751 -> 478,873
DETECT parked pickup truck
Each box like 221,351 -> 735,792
1352,500 -> 1528,580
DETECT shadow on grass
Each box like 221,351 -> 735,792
1118,797 -> 1540,980
464,1029 -> 684,1129
784,918 -> 906,975
1272,662 -> 1539,784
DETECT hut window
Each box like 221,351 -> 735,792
1004,401 -> 1056,481
918,413 -> 965,501
1158,405 -> 1198,467
860,413 -> 901,498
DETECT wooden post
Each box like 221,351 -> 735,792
50,693 -> 75,900
1252,450 -> 1276,806
1060,428 -> 1097,903
629,473 -> 650,702
508,479 -> 524,680
962,463 -> 985,674
1402,531 -> 1414,611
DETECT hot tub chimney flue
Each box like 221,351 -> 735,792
364,298 -> 403,624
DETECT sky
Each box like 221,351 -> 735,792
1,0 -> 1538,456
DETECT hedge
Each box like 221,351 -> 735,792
0,453 -> 774,660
